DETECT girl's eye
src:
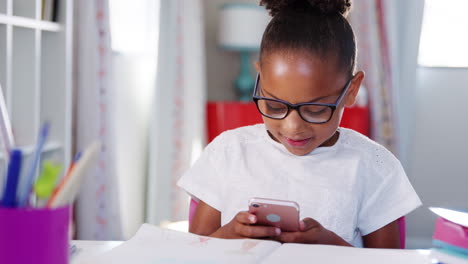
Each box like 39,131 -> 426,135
265,101 -> 286,113
302,105 -> 329,116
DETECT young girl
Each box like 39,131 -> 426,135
178,0 -> 421,248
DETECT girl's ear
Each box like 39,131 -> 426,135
345,71 -> 365,107
254,61 -> 260,72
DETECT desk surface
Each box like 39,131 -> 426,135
71,240 -> 123,264
71,240 -> 468,264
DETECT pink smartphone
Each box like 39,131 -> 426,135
248,197 -> 300,232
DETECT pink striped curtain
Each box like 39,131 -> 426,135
349,0 -> 398,153
74,0 -> 122,240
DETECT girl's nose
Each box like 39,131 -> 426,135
282,109 -> 307,134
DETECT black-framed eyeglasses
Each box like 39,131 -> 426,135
252,73 -> 354,124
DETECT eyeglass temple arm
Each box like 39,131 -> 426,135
252,73 -> 260,97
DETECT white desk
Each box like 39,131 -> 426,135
71,240 -> 468,264
71,240 -> 123,264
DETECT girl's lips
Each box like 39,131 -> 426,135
284,136 -> 312,147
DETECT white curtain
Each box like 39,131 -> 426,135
392,0 -> 425,166
349,0 -> 424,161
109,0 -> 159,240
349,0 -> 399,154
74,0 -> 122,240
350,0 -> 426,249
146,0 -> 206,225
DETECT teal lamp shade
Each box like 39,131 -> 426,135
218,3 -> 270,101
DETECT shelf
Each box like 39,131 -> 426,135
0,2 -> 5,15
0,0 -> 73,183
12,0 -> 36,19
0,24 -> 5,90
41,30 -> 67,146
11,26 -> 36,146
0,141 -> 62,160
0,14 -> 62,32
24,141 -> 62,155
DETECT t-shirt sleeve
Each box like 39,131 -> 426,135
358,159 -> 422,236
177,135 -> 226,211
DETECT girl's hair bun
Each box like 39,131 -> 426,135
260,0 -> 352,18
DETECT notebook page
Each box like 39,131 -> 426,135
261,244 -> 430,264
79,224 -> 281,264
430,207 -> 468,227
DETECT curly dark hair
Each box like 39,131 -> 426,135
259,0 -> 356,76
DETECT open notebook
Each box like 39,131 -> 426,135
79,224 -> 430,264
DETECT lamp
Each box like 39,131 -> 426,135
218,3 -> 270,101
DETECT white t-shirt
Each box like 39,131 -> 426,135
177,124 -> 421,246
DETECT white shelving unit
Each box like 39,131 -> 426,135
0,0 -> 73,182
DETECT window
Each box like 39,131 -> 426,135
418,0 -> 468,67
109,0 -> 159,54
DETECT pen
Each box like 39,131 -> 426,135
0,83 -> 15,159
0,83 -> 15,195
47,141 -> 101,208
45,152 -> 81,207
70,244 -> 81,258
1,149 -> 23,207
17,123 -> 49,207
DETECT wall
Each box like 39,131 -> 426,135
406,67 -> 468,248
393,0 -> 468,248
394,0 -> 424,168
203,0 -> 259,101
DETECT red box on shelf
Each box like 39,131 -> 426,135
206,101 -> 263,143
340,105 -> 370,136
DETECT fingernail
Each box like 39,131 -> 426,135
275,228 -> 281,235
299,221 -> 305,230
249,215 -> 256,223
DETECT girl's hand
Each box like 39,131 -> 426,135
277,218 -> 352,246
211,211 -> 281,239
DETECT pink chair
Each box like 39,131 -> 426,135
398,216 -> 406,249
189,198 -> 199,225
189,199 -> 406,248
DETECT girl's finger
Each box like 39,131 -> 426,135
300,217 -> 320,231
235,211 -> 257,224
278,231 -> 301,243
237,224 -> 281,238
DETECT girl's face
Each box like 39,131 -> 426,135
256,51 -> 364,156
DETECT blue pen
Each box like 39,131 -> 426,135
17,123 -> 49,207
1,149 -> 22,207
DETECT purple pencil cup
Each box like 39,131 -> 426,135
0,206 -> 71,264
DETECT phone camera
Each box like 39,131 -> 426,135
252,204 -> 260,208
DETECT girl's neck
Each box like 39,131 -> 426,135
320,130 -> 340,147
266,129 -> 340,148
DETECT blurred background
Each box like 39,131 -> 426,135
0,0 -> 466,248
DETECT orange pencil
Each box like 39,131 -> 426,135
46,152 -> 81,208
